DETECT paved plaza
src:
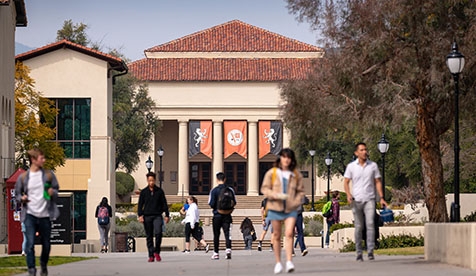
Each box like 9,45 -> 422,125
14,247 -> 475,276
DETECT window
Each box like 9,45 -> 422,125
53,98 -> 91,158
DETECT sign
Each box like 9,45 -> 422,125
50,195 -> 72,244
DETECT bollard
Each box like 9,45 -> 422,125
320,230 -> 324,248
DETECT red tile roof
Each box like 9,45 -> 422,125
129,58 -> 317,81
146,20 -> 322,53
15,39 -> 127,70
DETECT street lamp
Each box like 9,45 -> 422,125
145,156 -> 153,173
446,41 -> 465,222
325,152 -> 333,202
309,150 -> 316,211
377,133 -> 389,200
157,145 -> 165,189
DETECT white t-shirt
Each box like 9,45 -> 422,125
26,170 -> 49,218
344,159 -> 381,202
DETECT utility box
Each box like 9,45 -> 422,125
6,168 -> 26,254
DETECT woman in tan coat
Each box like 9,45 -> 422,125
261,148 -> 305,274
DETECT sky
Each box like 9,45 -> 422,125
15,0 -> 319,62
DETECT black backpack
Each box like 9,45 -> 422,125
217,185 -> 236,215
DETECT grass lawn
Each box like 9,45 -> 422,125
0,256 -> 96,276
375,246 -> 424,255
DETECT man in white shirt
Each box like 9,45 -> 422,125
344,142 -> 387,262
15,149 -> 60,276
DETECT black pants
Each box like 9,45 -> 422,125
212,215 -> 232,253
143,215 -> 163,257
185,222 -> 203,242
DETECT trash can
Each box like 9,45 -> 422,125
115,232 -> 128,252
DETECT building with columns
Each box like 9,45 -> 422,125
129,20 -> 333,196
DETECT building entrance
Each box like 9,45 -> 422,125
224,162 -> 247,195
190,162 -> 212,195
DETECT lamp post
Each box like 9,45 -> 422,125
446,41 -> 465,222
325,152 -> 333,202
309,150 -> 316,211
145,156 -> 153,173
157,145 -> 164,189
377,133 -> 389,200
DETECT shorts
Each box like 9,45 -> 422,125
263,217 -> 273,231
267,210 -> 298,221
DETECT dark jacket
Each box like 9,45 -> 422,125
14,169 -> 60,222
138,185 -> 169,217
208,184 -> 236,217
327,198 -> 340,223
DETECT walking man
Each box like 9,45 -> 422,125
138,172 -> 170,262
15,148 -> 60,276
344,142 -> 387,261
208,172 -> 236,260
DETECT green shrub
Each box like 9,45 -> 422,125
169,202 -> 184,212
115,214 -> 185,237
329,222 -> 354,234
303,214 -> 323,236
116,203 -> 137,213
463,211 -> 476,222
116,172 -> 135,196
339,234 -> 424,252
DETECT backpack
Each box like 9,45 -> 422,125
97,206 -> 110,225
322,201 -> 333,218
217,185 -> 236,215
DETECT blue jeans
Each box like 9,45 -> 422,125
24,214 -> 51,269
325,220 -> 335,245
294,213 -> 306,251
352,200 -> 376,254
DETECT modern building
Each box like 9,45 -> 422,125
128,20 -> 337,197
0,0 -> 26,243
15,40 -> 127,242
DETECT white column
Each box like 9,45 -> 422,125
247,121 -> 259,195
212,120 -> 223,188
177,120 -> 189,196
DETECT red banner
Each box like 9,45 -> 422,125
259,121 -> 283,159
189,121 -> 212,159
224,121 -> 247,159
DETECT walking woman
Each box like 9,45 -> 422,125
261,148 -> 305,274
182,196 -> 209,253
95,197 -> 112,253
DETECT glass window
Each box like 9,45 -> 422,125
53,98 -> 91,158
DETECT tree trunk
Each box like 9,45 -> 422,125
416,103 -> 449,222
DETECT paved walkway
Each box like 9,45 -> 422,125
15,248 -> 475,276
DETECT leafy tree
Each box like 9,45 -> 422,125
284,0 -> 476,222
56,19 -> 89,46
113,75 -> 160,172
116,171 -> 135,197
15,62 -> 65,169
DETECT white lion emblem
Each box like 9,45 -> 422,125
263,128 -> 277,148
193,128 -> 208,147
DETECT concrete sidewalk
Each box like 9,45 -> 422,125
15,248 -> 475,276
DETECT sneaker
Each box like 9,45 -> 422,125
274,262 -> 283,274
211,253 -> 219,260
40,267 -> 48,276
225,248 -> 232,259
368,252 -> 375,260
301,249 -> 308,256
205,244 -> 210,253
285,261 -> 295,273
22,251 -> 26,256
269,244 -> 274,252
292,251 -> 296,257
154,253 -> 161,262
324,244 -> 329,248
148,257 -> 154,262
182,250 -> 190,254
356,253 -> 363,262
28,268 -> 36,276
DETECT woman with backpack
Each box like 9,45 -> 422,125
95,197 -> 112,253
261,148 -> 305,274
325,190 -> 340,248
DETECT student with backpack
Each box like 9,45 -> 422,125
95,197 -> 112,253
208,172 -> 236,260
261,148 -> 305,274
239,217 -> 255,250
325,191 -> 340,248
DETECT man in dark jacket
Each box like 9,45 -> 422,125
138,172 -> 170,262
208,172 -> 236,260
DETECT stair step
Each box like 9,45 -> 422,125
203,239 -> 277,251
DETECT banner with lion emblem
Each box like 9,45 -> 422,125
259,121 -> 282,158
189,121 -> 212,159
